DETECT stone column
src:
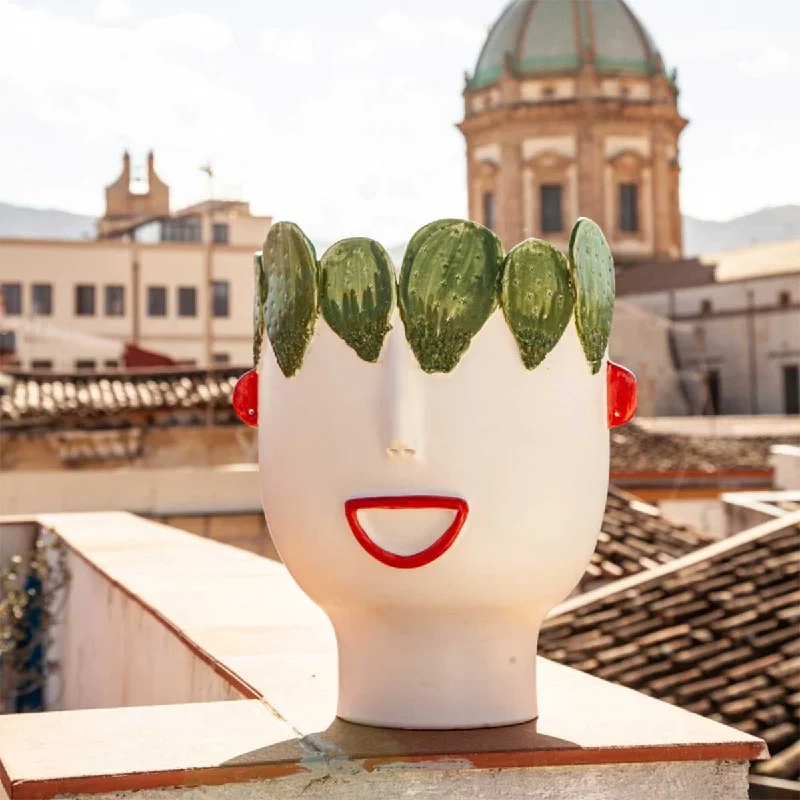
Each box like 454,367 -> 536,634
651,122 -> 672,259
499,138 -> 524,249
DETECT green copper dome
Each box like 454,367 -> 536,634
470,0 -> 665,89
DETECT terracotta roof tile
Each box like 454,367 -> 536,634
610,424 -> 799,474
0,368 -> 240,428
542,515 -> 800,782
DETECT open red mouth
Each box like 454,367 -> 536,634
344,496 -> 469,570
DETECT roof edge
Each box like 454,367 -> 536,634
549,510 -> 800,620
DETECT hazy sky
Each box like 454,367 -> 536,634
1,0 -> 798,245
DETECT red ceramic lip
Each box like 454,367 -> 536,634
344,496 -> 469,570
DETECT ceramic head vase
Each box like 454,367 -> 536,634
233,218 -> 637,730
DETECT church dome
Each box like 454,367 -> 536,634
470,0 -> 665,89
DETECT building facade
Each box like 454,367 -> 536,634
625,243 -> 800,416
459,0 -> 686,262
0,152 -> 271,371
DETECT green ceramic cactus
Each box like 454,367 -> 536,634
253,252 -> 266,367
568,218 -> 615,374
260,222 -> 319,378
501,238 -> 575,370
399,219 -> 504,373
320,238 -> 396,362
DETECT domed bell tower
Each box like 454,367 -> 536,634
459,0 -> 687,264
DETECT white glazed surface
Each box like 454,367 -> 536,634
258,310 -> 609,728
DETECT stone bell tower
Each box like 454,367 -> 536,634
98,150 -> 170,237
459,0 -> 687,264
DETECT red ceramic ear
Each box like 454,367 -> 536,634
607,361 -> 637,429
232,369 -> 259,427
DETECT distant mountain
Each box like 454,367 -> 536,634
0,201 -> 96,240
683,205 -> 800,257
2,200 -> 800,257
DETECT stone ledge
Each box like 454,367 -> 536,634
0,513 -> 768,799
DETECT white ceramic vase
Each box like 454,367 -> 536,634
254,310 -> 613,729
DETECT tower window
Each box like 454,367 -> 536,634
32,284 -> 53,316
1,283 -> 22,315
147,286 -> 167,317
540,185 -> 564,233
105,285 -> 125,316
212,281 -> 230,318
178,286 -> 197,317
700,299 -> 712,315
75,285 -> 96,316
482,192 -> 496,231
779,290 -> 791,307
619,184 -> 639,233
212,223 -> 229,245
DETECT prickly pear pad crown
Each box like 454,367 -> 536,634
253,218 -> 614,377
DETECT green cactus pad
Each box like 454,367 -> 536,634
501,239 -> 575,370
253,252 -> 266,367
399,220 -> 504,373
260,222 -> 319,378
568,218 -> 615,374
320,238 -> 396,362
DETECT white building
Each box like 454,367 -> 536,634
0,153 -> 271,371
618,239 -> 800,416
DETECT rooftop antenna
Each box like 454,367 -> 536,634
200,161 -> 214,204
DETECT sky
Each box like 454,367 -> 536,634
0,0 -> 798,246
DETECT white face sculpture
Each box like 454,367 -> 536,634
233,218 -> 637,728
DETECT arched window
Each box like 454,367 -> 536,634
540,185 -> 564,233
619,184 -> 639,233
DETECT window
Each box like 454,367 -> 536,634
75,285 -> 96,316
75,359 -> 96,372
619,183 -> 639,233
31,284 -> 53,316
105,285 -> 125,316
212,223 -> 230,245
104,359 -> 119,370
0,330 -> 16,355
542,85 -> 555,99
30,359 -> 53,371
212,281 -> 230,318
540,185 -> 564,233
212,353 -> 230,365
779,291 -> 791,307
700,299 -> 713,315
483,192 -> 496,231
161,217 -> 202,243
1,283 -> 22,315
784,365 -> 800,415
620,86 -> 630,100
178,286 -> 197,317
705,370 -> 721,416
147,286 -> 167,317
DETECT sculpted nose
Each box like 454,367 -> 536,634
384,316 -> 424,461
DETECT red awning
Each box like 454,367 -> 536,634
123,344 -> 177,368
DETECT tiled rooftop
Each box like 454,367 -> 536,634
610,424 -> 798,474
0,368 -> 240,429
585,488 -> 712,590
4,370 -> 797,483
541,512 -> 800,783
